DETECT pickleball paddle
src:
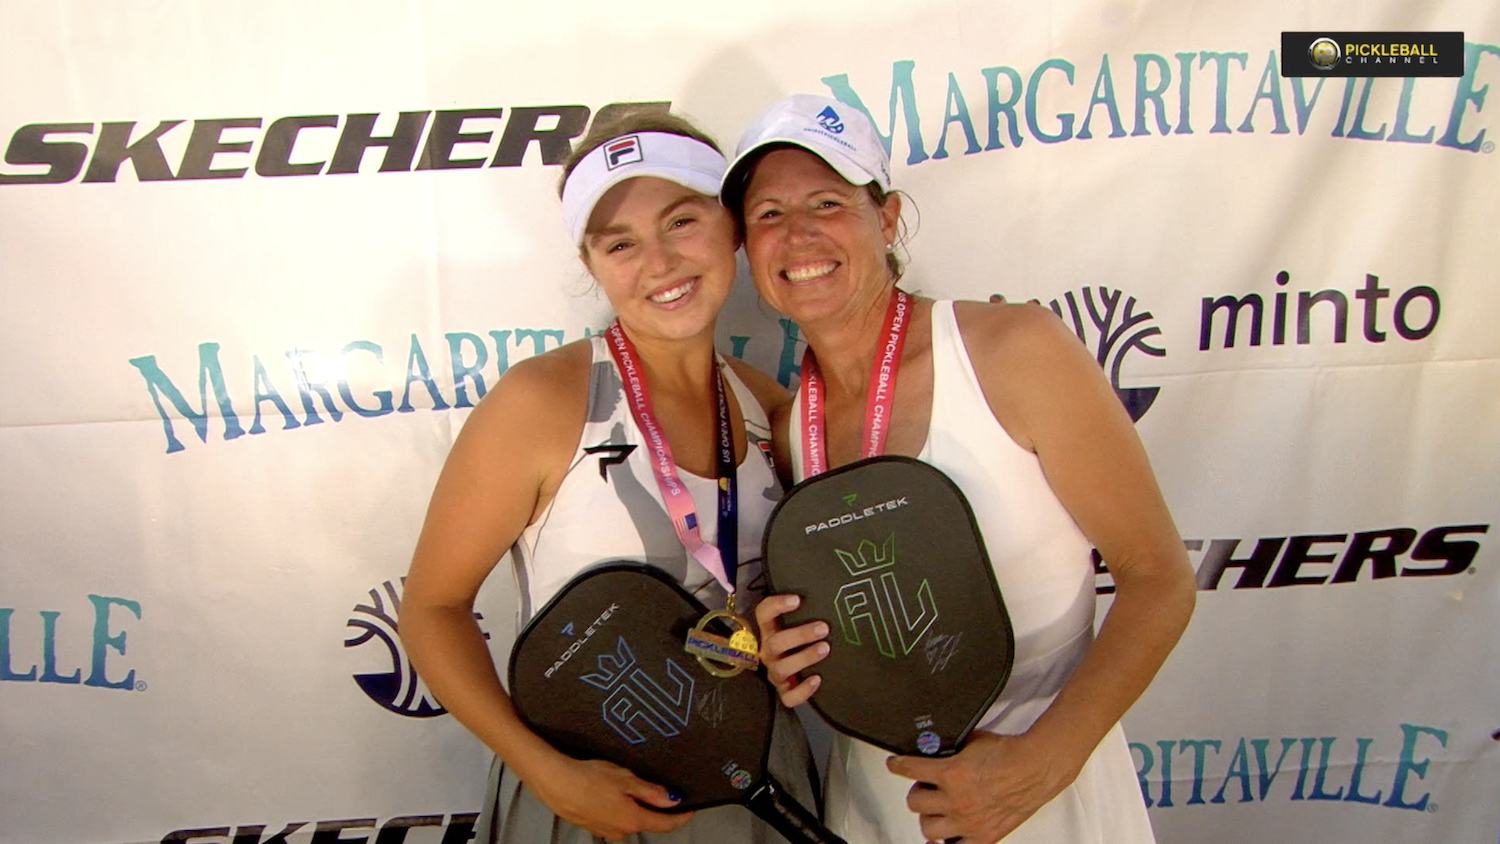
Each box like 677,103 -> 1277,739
507,562 -> 844,844
763,455 -> 1014,758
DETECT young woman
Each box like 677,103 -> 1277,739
400,113 -> 814,844
724,94 -> 1197,844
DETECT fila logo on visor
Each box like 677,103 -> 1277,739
605,135 -> 643,169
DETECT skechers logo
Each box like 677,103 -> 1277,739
0,101 -> 672,184
1093,524 -> 1488,594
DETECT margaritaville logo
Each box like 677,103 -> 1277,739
821,38 -> 1494,161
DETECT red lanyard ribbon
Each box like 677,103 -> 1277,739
605,322 -> 739,593
799,289 -> 911,477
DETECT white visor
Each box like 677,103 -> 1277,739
561,132 -> 727,246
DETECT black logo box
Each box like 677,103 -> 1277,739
1281,32 -> 1464,77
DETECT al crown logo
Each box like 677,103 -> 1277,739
816,106 -> 845,134
345,578 -> 488,717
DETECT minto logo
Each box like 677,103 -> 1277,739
1046,286 -> 1164,422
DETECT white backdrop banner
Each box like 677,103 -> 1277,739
1,1 -> 1496,843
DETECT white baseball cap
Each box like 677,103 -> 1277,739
561,131 -> 727,246
721,94 -> 892,209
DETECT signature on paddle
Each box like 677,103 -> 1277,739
924,631 -> 963,674
697,683 -> 727,728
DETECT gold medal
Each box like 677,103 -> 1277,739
684,595 -> 760,678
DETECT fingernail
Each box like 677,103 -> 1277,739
817,642 -> 831,655
808,675 -> 821,689
667,789 -> 683,802
814,622 -> 829,636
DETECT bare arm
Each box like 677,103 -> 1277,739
891,301 -> 1196,842
978,300 -> 1193,772
400,344 -> 691,840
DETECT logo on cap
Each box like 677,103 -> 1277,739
815,106 -> 845,134
605,135 -> 643,169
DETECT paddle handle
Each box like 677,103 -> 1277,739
746,775 -> 847,844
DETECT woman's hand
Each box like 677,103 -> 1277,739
886,730 -> 1072,844
527,754 -> 692,842
753,593 -> 831,707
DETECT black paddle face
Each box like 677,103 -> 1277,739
507,564 -> 776,810
764,456 -> 1014,757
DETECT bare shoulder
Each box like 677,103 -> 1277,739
723,355 -> 792,419
951,298 -> 1089,375
409,339 -> 593,583
950,298 -> 1114,451
457,338 -> 592,451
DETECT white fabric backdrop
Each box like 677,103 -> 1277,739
1,1 -> 1496,843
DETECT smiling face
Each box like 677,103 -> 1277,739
581,176 -> 739,344
740,147 -> 901,329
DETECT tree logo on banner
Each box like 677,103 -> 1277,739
1046,287 -> 1166,422
345,579 -> 485,717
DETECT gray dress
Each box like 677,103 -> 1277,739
474,707 -> 817,844
472,339 -> 818,843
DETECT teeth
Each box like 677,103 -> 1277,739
784,262 -> 836,282
650,281 -> 694,303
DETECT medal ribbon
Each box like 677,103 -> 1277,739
605,322 -> 739,594
799,289 -> 911,477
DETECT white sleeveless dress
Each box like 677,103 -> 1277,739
790,301 -> 1155,844
473,336 -> 816,844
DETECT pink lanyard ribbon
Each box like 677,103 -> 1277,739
799,289 -> 911,477
605,322 -> 739,594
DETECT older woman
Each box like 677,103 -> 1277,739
723,94 -> 1196,844
400,112 -> 814,844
